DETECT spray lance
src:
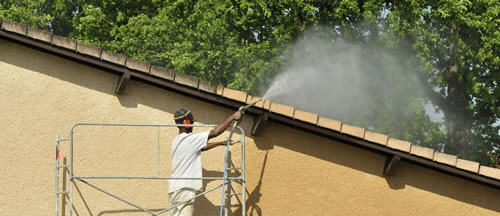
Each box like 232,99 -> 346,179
219,98 -> 262,216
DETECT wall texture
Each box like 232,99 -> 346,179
0,39 -> 499,216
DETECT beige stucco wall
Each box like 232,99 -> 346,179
0,38 -> 499,216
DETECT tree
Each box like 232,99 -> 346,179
0,0 -> 77,35
383,0 -> 499,165
1,0 -> 498,166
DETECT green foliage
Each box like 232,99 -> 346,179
1,0 -> 498,166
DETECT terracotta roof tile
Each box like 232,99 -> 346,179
479,166 -> 500,180
101,51 -> 127,66
387,138 -> 411,152
216,84 -> 224,95
270,102 -> 295,117
410,145 -> 434,160
317,117 -> 341,131
364,131 -> 388,146
341,124 -> 365,139
294,109 -> 318,125
456,159 -> 479,173
27,28 -> 52,43
1,20 -> 27,35
51,35 -> 77,50
433,152 -> 457,166
76,43 -> 102,58
262,100 -> 271,110
222,88 -> 247,103
150,66 -> 175,81
126,58 -> 151,73
246,96 -> 264,109
198,81 -> 218,94
174,73 -> 199,88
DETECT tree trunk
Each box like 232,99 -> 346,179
443,24 -> 473,158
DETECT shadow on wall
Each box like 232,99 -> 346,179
4,40 -> 499,214
252,123 -> 500,213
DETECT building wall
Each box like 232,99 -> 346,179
0,39 -> 499,216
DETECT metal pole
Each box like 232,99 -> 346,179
225,151 -> 232,216
69,129 -> 73,216
76,179 -> 160,216
73,176 -> 242,180
220,122 -> 238,216
157,126 -> 160,176
55,134 -> 59,216
240,127 -> 246,216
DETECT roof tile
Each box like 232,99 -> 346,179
150,66 -> 175,81
51,35 -> 77,50
198,81 -> 218,94
126,58 -> 151,73
433,152 -> 457,166
341,124 -> 365,139
456,159 -> 479,173
101,51 -> 127,66
27,28 -> 52,43
1,20 -> 27,35
76,43 -> 102,58
294,109 -> 318,125
410,145 -> 434,160
270,102 -> 295,117
174,73 -> 199,88
262,100 -> 271,110
364,131 -> 388,146
222,88 -> 248,103
387,138 -> 411,152
479,166 -> 500,180
246,96 -> 264,109
317,117 -> 341,131
216,84 -> 224,95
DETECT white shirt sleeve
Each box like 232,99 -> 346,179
191,131 -> 209,151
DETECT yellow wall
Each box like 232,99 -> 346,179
0,39 -> 499,215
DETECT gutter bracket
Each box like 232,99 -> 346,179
115,72 -> 131,94
384,154 -> 401,176
251,112 -> 269,136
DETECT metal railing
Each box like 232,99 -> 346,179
56,123 -> 246,216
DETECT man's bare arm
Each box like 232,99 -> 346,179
208,111 -> 242,140
201,141 -> 226,151
201,140 -> 240,151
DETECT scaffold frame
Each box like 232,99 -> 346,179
55,123 -> 246,216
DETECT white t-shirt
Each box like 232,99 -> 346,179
169,131 -> 209,193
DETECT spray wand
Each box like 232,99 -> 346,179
219,98 -> 262,215
239,98 -> 263,112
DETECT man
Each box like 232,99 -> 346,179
169,108 -> 243,216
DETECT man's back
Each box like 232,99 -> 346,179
169,131 -> 209,193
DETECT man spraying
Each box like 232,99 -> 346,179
169,108 -> 243,216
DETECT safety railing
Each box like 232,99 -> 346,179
56,123 -> 246,216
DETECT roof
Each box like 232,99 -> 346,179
0,18 -> 499,189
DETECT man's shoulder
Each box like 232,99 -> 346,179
174,131 -> 209,140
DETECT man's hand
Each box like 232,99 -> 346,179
228,139 -> 241,145
233,111 -> 243,121
208,110 -> 245,140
